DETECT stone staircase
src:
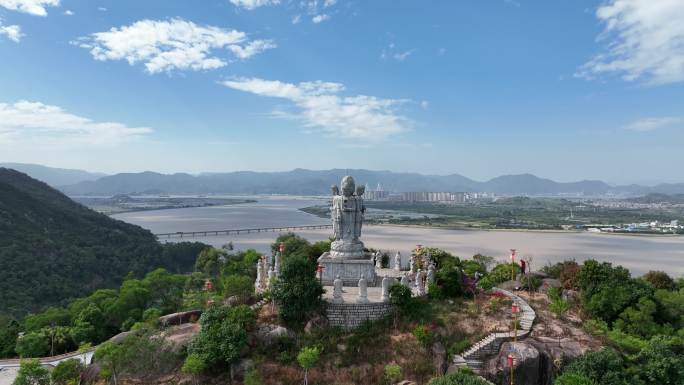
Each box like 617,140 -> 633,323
450,287 -> 536,377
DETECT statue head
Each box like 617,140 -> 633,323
356,184 -> 365,196
341,176 -> 355,197
331,184 -> 340,196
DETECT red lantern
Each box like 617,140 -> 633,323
510,249 -> 516,263
279,242 -> 285,253
511,303 -> 519,314
207,299 -> 215,306
507,354 -> 514,367
204,279 -> 214,291
316,264 -> 325,274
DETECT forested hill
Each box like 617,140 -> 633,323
0,168 -> 204,317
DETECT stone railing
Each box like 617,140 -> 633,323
449,287 -> 536,375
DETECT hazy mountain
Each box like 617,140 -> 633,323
56,168 -> 662,196
0,163 -> 106,187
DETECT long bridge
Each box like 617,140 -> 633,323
155,224 -> 333,238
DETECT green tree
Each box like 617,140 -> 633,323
12,359 -> 50,385
614,297 -> 662,339
271,233 -> 313,260
634,336 -> 684,385
563,348 -> 630,385
0,317 -> 20,358
15,332 -> 49,358
222,274 -> 254,301
195,248 -> 227,278
51,358 -> 84,385
642,271 -> 675,290
94,341 -> 125,385
187,305 -> 255,372
297,346 -> 321,385
271,256 -> 323,328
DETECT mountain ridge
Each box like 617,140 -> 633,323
55,169 -> 682,196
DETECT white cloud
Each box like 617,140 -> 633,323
0,22 -> 22,42
577,0 -> 684,85
229,0 -> 279,10
393,49 -> 414,62
0,0 -> 59,16
221,77 -> 411,140
291,14 -> 301,24
311,14 -> 329,23
97,6 -> 106,11
624,117 -> 682,132
63,9 -> 72,15
75,18 -> 275,74
0,100 -> 152,146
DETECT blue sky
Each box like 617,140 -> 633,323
0,0 -> 683,184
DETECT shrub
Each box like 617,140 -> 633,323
554,372 -> 596,385
390,284 -> 413,314
562,348 -> 629,385
448,339 -> 471,356
15,332 -> 49,358
51,358 -> 84,385
13,359 -> 50,385
222,274 -> 254,301
550,298 -> 570,319
428,370 -> 492,384
435,266 -> 464,298
271,256 -> 323,328
413,324 -> 434,348
478,263 -> 520,290
642,271 -> 675,290
384,363 -> 402,384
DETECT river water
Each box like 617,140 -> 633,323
112,196 -> 684,277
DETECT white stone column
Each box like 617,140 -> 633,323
255,260 -> 263,292
267,267 -> 275,289
375,251 -> 383,269
357,274 -> 369,303
427,263 -> 436,284
274,251 -> 281,277
409,255 -> 416,275
381,275 -> 391,302
400,273 -> 410,288
333,275 -> 344,304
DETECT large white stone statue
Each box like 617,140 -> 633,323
317,176 -> 376,285
357,274 -> 369,303
329,176 -> 365,259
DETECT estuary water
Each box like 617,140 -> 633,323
112,196 -> 684,277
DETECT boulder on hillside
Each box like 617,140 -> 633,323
485,341 -> 540,385
159,310 -> 202,327
256,324 -> 294,346
304,315 -> 329,334
539,279 -> 562,294
162,323 -> 200,351
109,331 -> 134,344
498,280 -> 522,291
432,341 -> 448,375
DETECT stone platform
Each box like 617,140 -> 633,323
318,252 -> 376,286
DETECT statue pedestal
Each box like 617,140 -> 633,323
318,252 -> 377,286
329,239 -> 365,259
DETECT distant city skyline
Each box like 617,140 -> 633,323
1,0 -> 683,184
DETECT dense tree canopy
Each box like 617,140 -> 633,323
0,168 -> 207,317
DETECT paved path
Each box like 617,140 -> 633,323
0,349 -> 95,385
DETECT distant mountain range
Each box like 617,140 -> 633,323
4,163 -> 684,196
0,163 -> 106,186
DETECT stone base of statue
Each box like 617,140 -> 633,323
329,239 -> 365,259
318,252 -> 377,286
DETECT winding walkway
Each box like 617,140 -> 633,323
450,287 -> 536,376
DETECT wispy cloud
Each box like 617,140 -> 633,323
63,9 -> 72,15
0,0 -> 59,16
229,0 -> 280,10
0,100 -> 152,145
312,14 -> 329,23
624,117 -> 682,132
0,21 -> 22,42
381,42 -> 416,62
74,18 -> 275,74
221,77 -> 412,141
577,0 -> 684,85
303,0 -> 337,23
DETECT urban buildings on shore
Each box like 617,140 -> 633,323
362,182 -> 492,203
